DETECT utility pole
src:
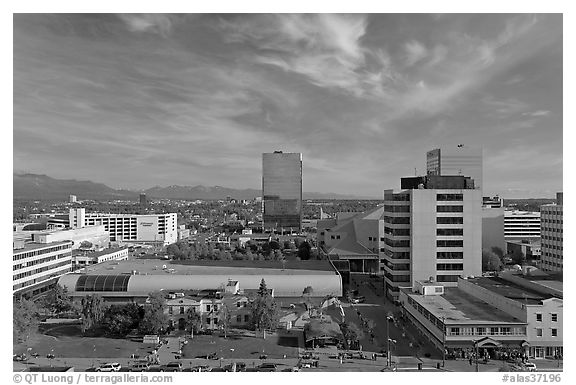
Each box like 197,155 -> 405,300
475,340 -> 479,372
386,313 -> 393,367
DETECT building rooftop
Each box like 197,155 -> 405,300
72,247 -> 128,258
466,276 -> 555,304
13,240 -> 73,253
78,258 -> 338,276
405,287 -> 524,325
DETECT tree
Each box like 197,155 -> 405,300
44,284 -> 75,315
251,279 -> 279,338
217,304 -> 232,338
185,308 -> 202,336
303,286 -> 314,316
80,294 -> 106,333
298,241 -> 312,260
510,248 -> 526,265
80,241 -> 93,249
13,298 -> 39,342
138,292 -> 168,335
491,246 -> 504,258
482,249 -> 503,272
102,303 -> 142,336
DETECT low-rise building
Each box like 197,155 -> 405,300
506,239 -> 541,261
72,247 -> 129,268
32,225 -> 110,250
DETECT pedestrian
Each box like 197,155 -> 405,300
469,357 -> 473,366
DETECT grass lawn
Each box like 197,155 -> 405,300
14,325 -> 150,359
182,331 -> 299,359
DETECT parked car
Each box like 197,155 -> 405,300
190,365 -> 210,372
351,296 -> 365,304
13,354 -> 27,362
301,352 -> 320,360
46,354 -> 55,359
162,362 -> 183,372
130,363 -> 150,372
208,367 -> 226,372
96,363 -> 121,372
522,362 -> 537,372
257,363 -> 277,372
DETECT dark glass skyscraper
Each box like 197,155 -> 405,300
262,152 -> 302,231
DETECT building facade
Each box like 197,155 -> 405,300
426,145 -> 483,191
13,240 -> 73,297
383,175 -> 482,299
69,208 -> 177,245
504,210 -> 541,240
540,193 -> 563,272
262,152 -> 303,231
72,247 -> 129,268
32,225 -> 110,250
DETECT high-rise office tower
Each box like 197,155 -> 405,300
540,192 -> 563,272
262,151 -> 302,231
382,175 -> 482,299
426,145 -> 483,191
140,193 -> 147,206
69,194 -> 77,203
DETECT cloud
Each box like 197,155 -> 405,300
219,14 -> 393,99
404,40 -> 428,66
523,110 -> 551,117
117,14 -> 175,36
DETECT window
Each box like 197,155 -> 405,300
490,327 -> 498,335
237,302 -> 241,308
437,252 -> 464,259
437,228 -> 464,236
437,205 -> 463,213
244,314 -> 249,322
476,327 -> 485,335
436,263 -> 464,271
536,313 -> 542,322
437,240 -> 463,247
236,315 -> 242,323
437,194 -> 463,201
206,304 -> 211,312
436,275 -> 459,282
536,328 -> 543,337
169,307 -> 173,315
551,328 -> 558,337
551,313 -> 558,322
179,306 -> 185,315
437,217 -> 464,225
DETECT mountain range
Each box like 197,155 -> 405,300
13,173 -> 375,201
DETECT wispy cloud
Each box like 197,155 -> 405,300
404,40 -> 428,66
523,110 -> 551,117
117,14 -> 176,36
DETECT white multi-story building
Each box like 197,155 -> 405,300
32,225 -> 110,250
69,208 -> 177,245
13,239 -> 73,297
504,210 -> 541,240
383,175 -> 482,299
426,145 -> 483,192
540,193 -> 563,272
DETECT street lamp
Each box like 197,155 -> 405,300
386,313 -> 393,367
442,316 -> 446,368
473,340 -> 479,372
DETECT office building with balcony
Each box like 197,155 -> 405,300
540,193 -> 563,272
382,175 -> 482,299
262,152 -> 303,231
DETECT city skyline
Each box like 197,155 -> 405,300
14,14 -> 563,198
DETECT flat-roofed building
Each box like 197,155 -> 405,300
72,247 -> 129,268
13,240 -> 73,298
32,225 -> 109,250
504,210 -> 540,240
58,259 -> 343,302
399,273 -> 563,360
69,208 -> 177,245
262,152 -> 303,231
540,193 -> 563,272
506,239 -> 541,261
383,175 -> 482,299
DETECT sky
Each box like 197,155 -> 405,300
13,13 -> 563,198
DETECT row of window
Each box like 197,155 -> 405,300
437,206 -> 463,213
384,227 -> 411,236
437,240 -> 463,247
13,260 -> 71,281
384,239 -> 410,248
542,235 -> 563,241
535,313 -> 558,322
437,194 -> 463,201
437,228 -> 463,236
437,252 -> 464,259
542,244 -> 563,251
448,326 -> 526,336
384,216 -> 411,224
542,226 -> 563,233
437,217 -> 464,224
436,275 -> 459,282
541,218 -> 562,224
385,273 -> 410,282
437,263 -> 464,271
13,252 -> 70,271
384,205 -> 410,213
535,328 -> 559,337
13,244 -> 72,261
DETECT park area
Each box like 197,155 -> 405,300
182,330 -> 300,359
